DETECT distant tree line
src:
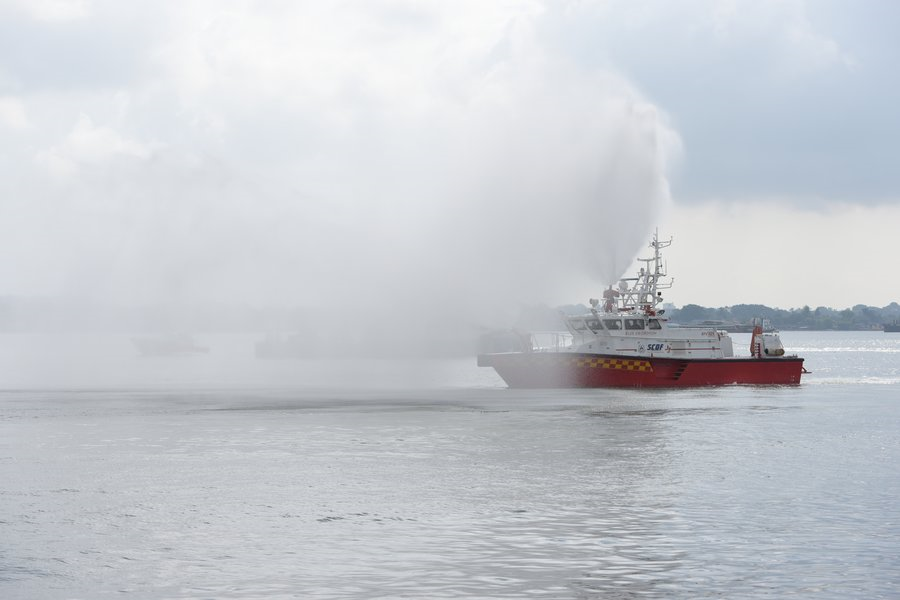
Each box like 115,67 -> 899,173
667,302 -> 900,331
517,302 -> 900,332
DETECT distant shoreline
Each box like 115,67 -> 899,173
0,296 -> 898,334
661,302 -> 899,332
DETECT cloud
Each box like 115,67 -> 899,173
35,113 -> 154,176
706,0 -> 854,69
537,0 -> 898,205
0,96 -> 29,129
3,0 -> 90,21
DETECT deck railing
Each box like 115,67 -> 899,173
530,331 -> 574,352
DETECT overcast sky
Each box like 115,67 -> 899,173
1,0 -> 898,314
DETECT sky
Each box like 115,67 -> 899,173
1,0 -> 898,322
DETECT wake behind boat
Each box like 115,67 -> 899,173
478,231 -> 805,388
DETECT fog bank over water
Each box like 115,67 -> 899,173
1,5 -> 680,340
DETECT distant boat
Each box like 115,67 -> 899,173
692,320 -> 773,334
132,334 -> 209,356
255,333 -> 315,358
884,321 -> 900,333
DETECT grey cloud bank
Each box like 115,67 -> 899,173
539,0 -> 900,205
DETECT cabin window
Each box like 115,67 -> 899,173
624,319 -> 645,330
570,319 -> 586,331
603,319 -> 622,330
586,319 -> 602,332
648,319 -> 662,330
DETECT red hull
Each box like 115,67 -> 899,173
478,352 -> 804,388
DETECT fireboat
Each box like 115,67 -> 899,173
477,231 -> 805,388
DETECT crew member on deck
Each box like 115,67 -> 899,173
603,285 -> 619,312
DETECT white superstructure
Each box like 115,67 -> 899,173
551,231 -> 785,360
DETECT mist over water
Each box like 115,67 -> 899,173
0,6 -> 679,348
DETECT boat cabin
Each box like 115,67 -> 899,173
567,316 -> 665,333
562,312 -> 736,359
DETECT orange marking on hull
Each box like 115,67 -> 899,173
574,357 -> 653,372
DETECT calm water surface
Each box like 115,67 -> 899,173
1,331 -> 898,599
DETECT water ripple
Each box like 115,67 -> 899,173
2,381 -> 899,598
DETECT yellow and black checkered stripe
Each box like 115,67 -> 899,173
573,357 -> 653,372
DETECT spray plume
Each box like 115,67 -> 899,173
0,3 -> 681,351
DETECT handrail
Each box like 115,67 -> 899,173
530,331 -> 574,352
